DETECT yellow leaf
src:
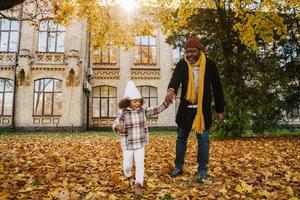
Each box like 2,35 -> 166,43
57,189 -> 70,200
219,187 -> 228,195
235,184 -> 244,194
288,198 -> 298,200
241,180 -> 253,193
18,186 -> 34,193
0,189 -> 10,199
286,186 -> 294,197
285,171 -> 292,182
0,163 -> 4,173
85,191 -> 107,199
109,194 -> 118,200
235,180 -> 253,194
258,190 -> 274,199
266,180 -> 281,188
147,179 -> 156,188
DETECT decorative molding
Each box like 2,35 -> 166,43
19,49 -> 31,57
92,68 -> 120,80
92,63 -> 119,70
34,52 -> 66,65
33,117 -> 60,125
31,65 -> 66,71
67,49 -> 80,58
130,69 -> 160,80
0,66 -> 14,71
92,118 -> 115,126
0,117 -> 11,125
0,52 -> 16,66
131,64 -> 159,70
147,118 -> 158,125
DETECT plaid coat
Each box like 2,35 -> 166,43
112,103 -> 168,150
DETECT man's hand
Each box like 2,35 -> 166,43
165,88 -> 176,104
215,113 -> 224,124
116,123 -> 125,134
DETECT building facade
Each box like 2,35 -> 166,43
0,16 -> 181,131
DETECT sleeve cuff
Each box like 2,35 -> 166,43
168,88 -> 175,93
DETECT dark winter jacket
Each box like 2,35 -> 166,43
168,58 -> 224,131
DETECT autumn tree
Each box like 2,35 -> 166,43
51,0 -> 155,50
1,0 -> 154,50
153,0 -> 300,136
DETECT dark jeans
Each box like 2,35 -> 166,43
174,108 -> 210,176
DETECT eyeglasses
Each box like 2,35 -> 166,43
184,49 -> 200,55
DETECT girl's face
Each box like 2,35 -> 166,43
130,99 -> 141,110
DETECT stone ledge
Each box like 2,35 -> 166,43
13,126 -> 86,132
89,126 -> 177,131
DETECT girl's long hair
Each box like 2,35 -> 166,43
118,98 -> 144,109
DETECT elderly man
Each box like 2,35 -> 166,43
165,36 -> 224,183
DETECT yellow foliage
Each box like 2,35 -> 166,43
235,180 -> 253,194
51,0 -> 154,50
154,0 -> 295,52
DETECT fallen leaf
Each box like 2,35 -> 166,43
0,189 -> 10,199
57,189 -> 70,200
286,186 -> 294,197
219,187 -> 227,195
235,184 -> 244,194
241,180 -> 253,193
258,190 -> 274,199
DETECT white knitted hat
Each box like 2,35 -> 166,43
123,81 -> 141,100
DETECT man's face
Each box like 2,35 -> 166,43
185,48 -> 200,64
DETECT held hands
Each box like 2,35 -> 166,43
165,89 -> 176,105
215,113 -> 224,124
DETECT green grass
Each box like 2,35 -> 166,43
242,128 -> 300,137
0,130 -> 176,138
0,131 -> 115,138
0,129 -> 298,138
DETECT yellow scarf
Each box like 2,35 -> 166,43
184,52 -> 206,133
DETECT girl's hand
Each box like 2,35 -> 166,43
116,124 -> 125,134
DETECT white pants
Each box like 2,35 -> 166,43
123,147 -> 145,185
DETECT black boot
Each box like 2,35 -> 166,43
169,168 -> 183,177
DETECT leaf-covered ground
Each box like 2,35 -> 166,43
0,134 -> 299,199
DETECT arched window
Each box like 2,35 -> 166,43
0,18 -> 20,52
33,78 -> 62,116
38,20 -> 65,52
134,36 -> 157,65
137,85 -> 157,107
0,78 -> 13,116
92,86 -> 117,118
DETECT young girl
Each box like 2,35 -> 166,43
112,81 -> 169,195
